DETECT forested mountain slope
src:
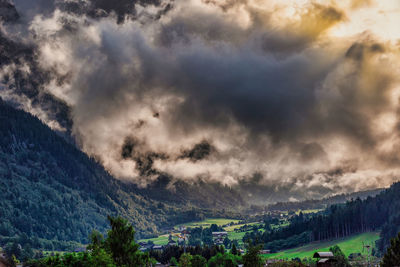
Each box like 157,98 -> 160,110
245,182 -> 400,254
265,188 -> 383,212
0,99 -> 238,250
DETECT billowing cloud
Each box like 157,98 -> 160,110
2,0 -> 400,201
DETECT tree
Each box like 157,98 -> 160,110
89,249 -> 116,267
179,253 -> 192,267
5,242 -> 22,261
242,245 -> 263,267
208,253 -> 240,267
170,257 -> 179,266
223,237 -> 231,249
382,232 -> 400,267
104,216 -> 143,266
190,254 -> 207,267
87,230 -> 104,251
329,245 -> 350,267
231,243 -> 238,255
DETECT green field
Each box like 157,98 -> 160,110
224,222 -> 260,232
227,231 -> 246,244
175,218 -> 240,229
140,218 -> 242,245
138,234 -> 177,245
262,232 -> 379,260
295,209 -> 322,215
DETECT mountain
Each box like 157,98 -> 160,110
264,188 -> 383,212
0,99 -> 239,250
244,181 -> 400,254
0,96 -> 389,253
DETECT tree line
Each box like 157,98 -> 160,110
17,216 -> 265,267
243,182 -> 400,254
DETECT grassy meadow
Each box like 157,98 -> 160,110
262,232 -> 379,260
174,218 -> 241,229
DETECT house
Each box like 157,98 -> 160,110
167,240 -> 177,247
152,245 -> 164,251
139,242 -> 154,252
313,252 -> 337,267
260,250 -> 271,254
212,232 -> 228,245
177,226 -> 186,232
212,232 -> 228,238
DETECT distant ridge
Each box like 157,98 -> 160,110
265,188 -> 383,211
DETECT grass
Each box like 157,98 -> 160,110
224,222 -> 261,232
138,235 -> 182,245
271,221 -> 289,229
138,235 -> 169,245
140,218 -> 241,245
175,218 -> 240,229
295,209 -> 322,215
262,232 -> 380,260
228,231 -> 247,245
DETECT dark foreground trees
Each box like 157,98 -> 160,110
381,232 -> 400,267
329,245 -> 350,267
242,182 -> 400,254
242,245 -> 263,267
25,216 -> 155,267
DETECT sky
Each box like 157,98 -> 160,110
1,0 -> 400,199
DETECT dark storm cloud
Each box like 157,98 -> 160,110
0,0 -> 19,23
179,141 -> 214,162
1,0 -> 400,200
121,136 -> 168,176
12,0 -> 168,24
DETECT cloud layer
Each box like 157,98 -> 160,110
2,0 -> 400,199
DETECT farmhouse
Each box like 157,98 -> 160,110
212,232 -> 228,237
313,252 -> 337,267
260,249 -> 271,254
152,245 -> 164,251
212,232 -> 228,245
167,240 -> 177,246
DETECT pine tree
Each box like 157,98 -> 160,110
382,232 -> 400,267
104,216 -> 142,266
178,253 -> 192,267
190,254 -> 207,267
329,245 -> 350,267
231,243 -> 238,255
242,245 -> 263,267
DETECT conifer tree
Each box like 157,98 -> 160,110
382,232 -> 400,267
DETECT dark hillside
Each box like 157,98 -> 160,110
0,99 -> 238,250
245,181 -> 400,254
